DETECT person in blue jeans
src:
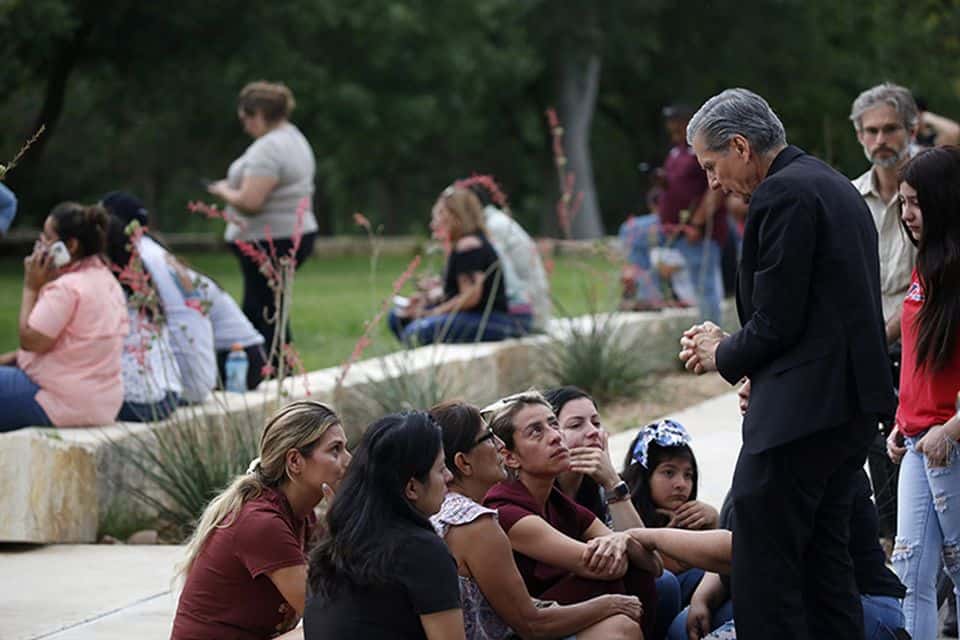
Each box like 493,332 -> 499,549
388,186 -> 529,345
618,105 -> 727,322
885,146 -> 960,640
665,470 -> 906,640
0,182 -> 18,235
619,213 -> 725,323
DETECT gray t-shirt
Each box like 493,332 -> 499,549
224,122 -> 319,242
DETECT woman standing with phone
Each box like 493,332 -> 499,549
886,146 -> 960,639
207,81 -> 318,353
0,202 -> 127,430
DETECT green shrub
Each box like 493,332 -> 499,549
541,312 -> 660,403
98,499 -> 158,542
366,348 -> 463,416
107,409 -> 260,541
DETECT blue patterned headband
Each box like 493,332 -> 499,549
631,419 -> 693,468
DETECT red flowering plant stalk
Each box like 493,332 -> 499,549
188,197 -> 311,392
454,174 -> 510,210
546,108 -> 584,239
354,211 -> 385,307
0,125 -> 45,181
109,220 -> 172,383
334,254 -> 422,392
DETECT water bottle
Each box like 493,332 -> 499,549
225,343 -> 249,393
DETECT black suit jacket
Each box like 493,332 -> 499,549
716,146 -> 896,453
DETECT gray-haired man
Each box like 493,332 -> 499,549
678,88 -> 896,639
849,82 -> 919,559
850,82 -> 919,345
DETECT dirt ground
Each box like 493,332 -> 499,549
603,371 -> 735,433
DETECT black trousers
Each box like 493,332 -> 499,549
868,344 -> 902,540
229,232 -> 316,357
730,415 -> 876,640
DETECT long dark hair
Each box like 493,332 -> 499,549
308,412 -> 442,599
898,146 -> 960,371
621,434 -> 699,528
543,386 -> 606,521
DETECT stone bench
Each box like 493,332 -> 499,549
0,306 -> 716,543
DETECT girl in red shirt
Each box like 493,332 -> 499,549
171,401 -> 351,640
886,146 -> 960,639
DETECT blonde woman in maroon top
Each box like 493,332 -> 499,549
171,401 -> 351,640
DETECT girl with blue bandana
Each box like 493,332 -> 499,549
622,420 -> 718,610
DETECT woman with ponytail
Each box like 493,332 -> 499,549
305,411 -> 465,640
171,401 -> 350,640
0,202 -> 127,430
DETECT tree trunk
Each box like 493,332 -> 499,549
557,52 -> 603,239
7,22 -> 91,195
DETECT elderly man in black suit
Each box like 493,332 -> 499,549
678,88 -> 896,640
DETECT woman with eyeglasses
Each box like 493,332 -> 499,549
480,392 -> 662,639
388,186 -> 530,345
429,400 -> 644,640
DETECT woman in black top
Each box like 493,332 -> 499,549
305,411 -> 464,640
388,186 -> 529,345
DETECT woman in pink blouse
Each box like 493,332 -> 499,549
0,202 -> 127,431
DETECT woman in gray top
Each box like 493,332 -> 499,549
208,81 -> 318,355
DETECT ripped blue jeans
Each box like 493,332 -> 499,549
893,433 -> 960,639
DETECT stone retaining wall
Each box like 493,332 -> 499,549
0,305 -> 728,543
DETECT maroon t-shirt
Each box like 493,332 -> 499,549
659,144 -> 728,244
171,487 -> 315,640
483,479 -> 598,598
484,479 -> 658,637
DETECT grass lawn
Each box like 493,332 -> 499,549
0,248 -> 621,371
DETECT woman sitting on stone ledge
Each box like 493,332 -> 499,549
171,401 -> 350,640
0,202 -> 128,431
388,186 -> 529,346
105,215 -> 183,422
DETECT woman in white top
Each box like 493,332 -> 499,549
462,178 -> 552,331
208,81 -> 319,354
103,193 -> 267,392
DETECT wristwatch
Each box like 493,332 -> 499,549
604,480 -> 631,504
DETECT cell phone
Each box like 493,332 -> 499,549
48,240 -> 70,268
199,178 -> 214,189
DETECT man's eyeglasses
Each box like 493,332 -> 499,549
861,124 -> 905,138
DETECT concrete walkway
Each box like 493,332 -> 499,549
0,544 -> 181,640
0,391 -> 744,640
